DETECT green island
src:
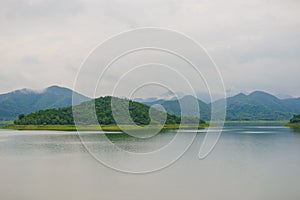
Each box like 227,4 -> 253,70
0,96 -> 207,131
285,114 -> 300,128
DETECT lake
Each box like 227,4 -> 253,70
0,123 -> 299,200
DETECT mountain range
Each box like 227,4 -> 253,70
0,85 -> 299,121
0,86 -> 89,120
141,91 -> 300,121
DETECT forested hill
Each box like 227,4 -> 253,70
0,86 -> 89,120
141,91 -> 300,121
14,96 -> 205,125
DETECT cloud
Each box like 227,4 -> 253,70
0,0 -> 299,98
0,0 -> 83,21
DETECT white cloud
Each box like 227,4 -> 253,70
0,0 -> 299,97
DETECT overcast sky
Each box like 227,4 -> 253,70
0,0 -> 299,98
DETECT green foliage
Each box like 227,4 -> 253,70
14,107 -> 74,125
221,92 -> 296,121
144,91 -> 300,121
14,96 -> 205,126
6,87 -> 300,122
144,95 -> 210,120
0,86 -> 89,120
290,114 -> 300,124
18,114 -> 25,120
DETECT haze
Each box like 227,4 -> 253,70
0,0 -> 299,98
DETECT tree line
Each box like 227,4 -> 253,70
290,114 -> 300,124
14,96 -> 205,125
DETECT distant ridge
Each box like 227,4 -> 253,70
1,86 -> 300,121
142,95 -> 210,120
0,85 -> 89,120
217,91 -> 298,121
138,91 -> 300,121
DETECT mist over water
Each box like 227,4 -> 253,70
0,123 -> 300,200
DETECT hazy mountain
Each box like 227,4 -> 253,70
282,97 -> 300,112
275,93 -> 294,100
142,95 -> 211,120
142,91 -> 300,121
2,86 -> 300,122
0,86 -> 89,120
134,91 -> 210,103
217,91 -> 295,121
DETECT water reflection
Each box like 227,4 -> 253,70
0,124 -> 299,200
290,127 -> 300,134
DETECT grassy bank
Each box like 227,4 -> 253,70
1,120 -> 292,131
285,123 -> 300,128
224,120 -> 288,124
0,123 -> 209,132
0,120 -> 14,125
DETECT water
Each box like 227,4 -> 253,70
0,123 -> 300,200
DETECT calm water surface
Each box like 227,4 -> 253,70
0,123 -> 299,200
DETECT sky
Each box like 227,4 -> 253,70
0,0 -> 299,99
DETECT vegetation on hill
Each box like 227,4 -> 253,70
14,96 -> 205,126
220,91 -> 294,121
144,95 -> 211,120
0,86 -> 89,120
289,114 -> 300,124
286,114 -> 300,128
142,91 -> 300,121
2,86 -> 300,123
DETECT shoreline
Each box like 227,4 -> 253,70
0,124 -> 209,132
224,120 -> 288,124
0,121 -> 292,132
285,123 -> 300,128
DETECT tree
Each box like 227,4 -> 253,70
18,114 -> 25,120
